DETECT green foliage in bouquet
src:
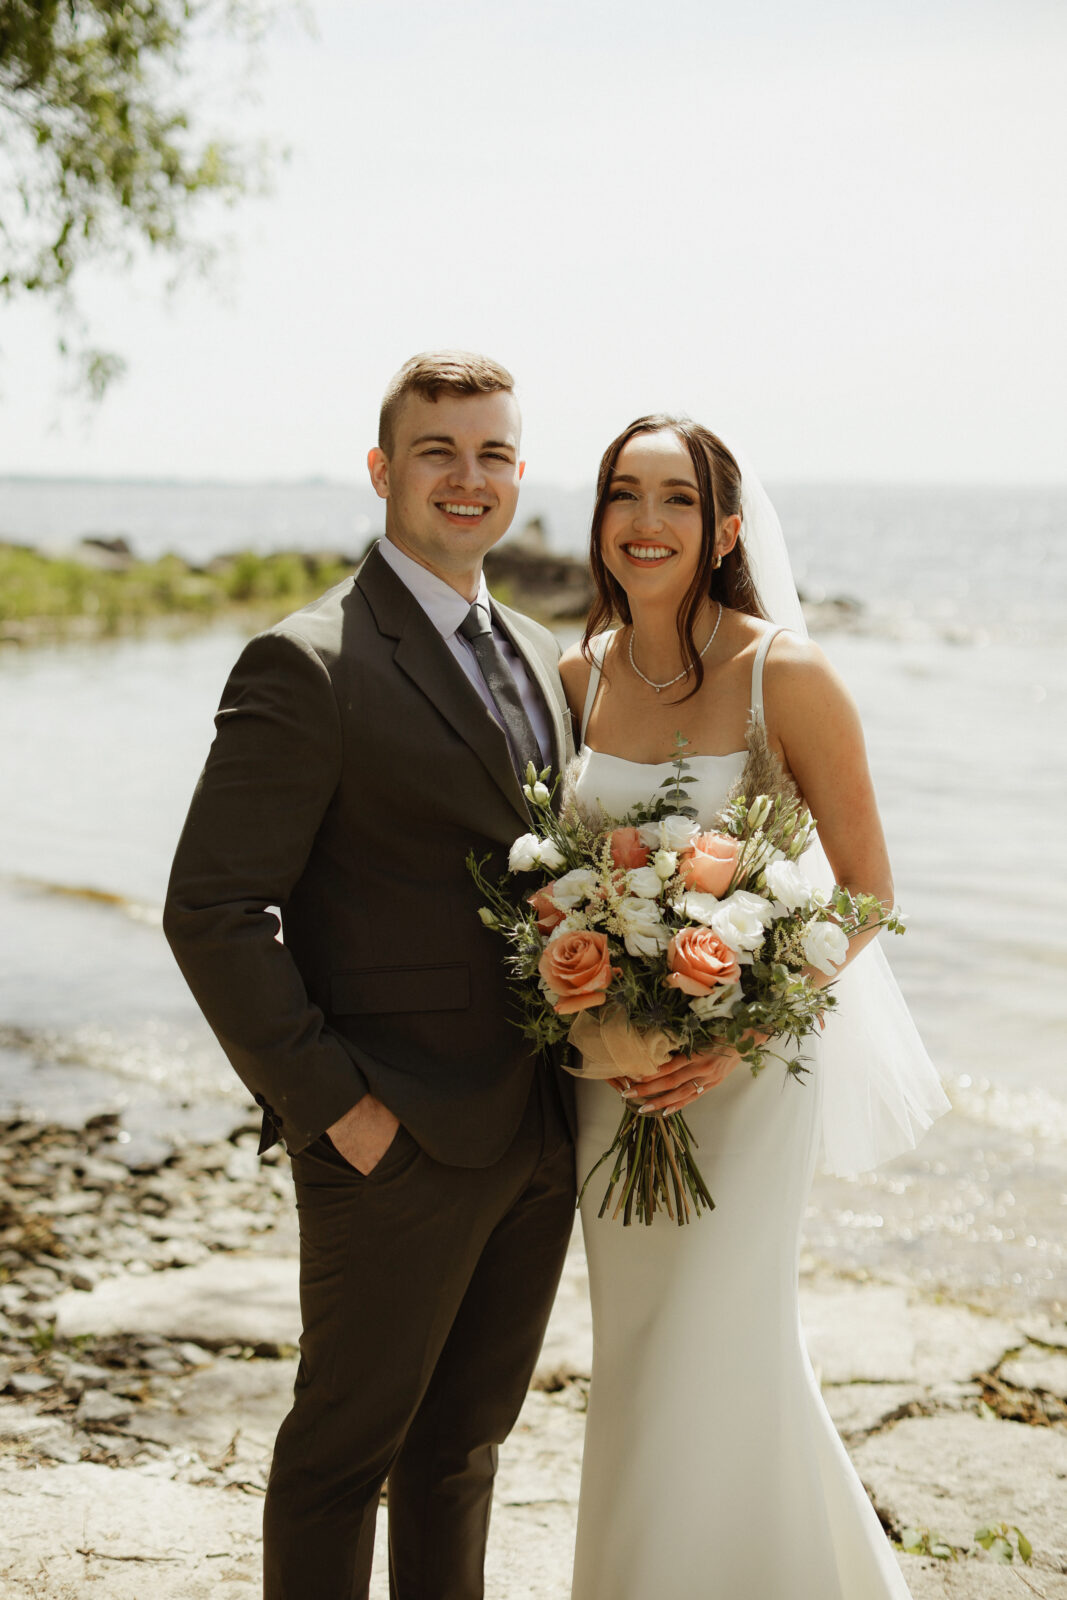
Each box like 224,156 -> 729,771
469,741 -> 908,1226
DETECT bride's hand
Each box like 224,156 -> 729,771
616,1033 -> 768,1115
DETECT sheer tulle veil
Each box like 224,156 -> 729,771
735,452 -> 950,1174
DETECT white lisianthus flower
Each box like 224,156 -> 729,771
688,981 -> 743,1021
764,859 -> 816,913
653,849 -> 678,881
523,780 -> 552,807
508,833 -> 542,872
639,814 -> 700,853
551,867 -> 599,909
616,897 -> 670,958
670,891 -> 721,926
802,919 -> 850,975
747,795 -> 772,828
508,833 -> 566,873
627,866 -> 664,900
477,907 -> 499,928
709,890 -> 776,954
539,838 -> 566,873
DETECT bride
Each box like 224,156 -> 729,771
558,416 -> 949,1599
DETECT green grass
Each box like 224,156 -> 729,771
0,545 -> 356,638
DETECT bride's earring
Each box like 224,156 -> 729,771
712,552 -> 723,570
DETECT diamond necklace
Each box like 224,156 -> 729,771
627,603 -> 723,693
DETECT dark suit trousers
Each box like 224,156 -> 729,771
262,1068 -> 575,1600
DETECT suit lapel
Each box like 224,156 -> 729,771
357,547 -> 530,825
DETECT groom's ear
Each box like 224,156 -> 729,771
367,447 -> 390,500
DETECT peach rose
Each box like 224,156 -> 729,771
663,926 -> 742,997
677,831 -> 739,897
528,885 -> 566,935
539,930 -> 619,1015
609,827 -> 650,871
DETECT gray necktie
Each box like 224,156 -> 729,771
459,603 -> 544,780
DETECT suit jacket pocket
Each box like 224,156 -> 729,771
330,964 -> 470,1016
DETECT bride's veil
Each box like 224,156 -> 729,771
736,454 -> 950,1175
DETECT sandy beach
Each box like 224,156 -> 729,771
2,1109 -> 1066,1598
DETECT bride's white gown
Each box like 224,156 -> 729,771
570,628 -> 912,1600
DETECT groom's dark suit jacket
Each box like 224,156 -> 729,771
163,542 -> 575,1166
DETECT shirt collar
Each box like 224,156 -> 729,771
378,536 -> 491,638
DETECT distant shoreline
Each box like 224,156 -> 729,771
0,536 -> 598,644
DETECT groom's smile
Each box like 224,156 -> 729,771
438,500 -> 490,524
368,388 -> 525,598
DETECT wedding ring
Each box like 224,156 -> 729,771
692,1080 -> 705,1095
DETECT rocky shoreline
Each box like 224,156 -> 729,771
0,526 -> 871,645
2,1113 -> 1066,1598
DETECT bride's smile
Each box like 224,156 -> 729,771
601,429 -> 706,600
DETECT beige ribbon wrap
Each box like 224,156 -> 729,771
565,1005 -> 679,1081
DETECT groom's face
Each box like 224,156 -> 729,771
368,390 -> 525,596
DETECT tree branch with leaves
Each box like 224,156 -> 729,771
0,0 -> 281,393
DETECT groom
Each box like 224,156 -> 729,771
163,351 -> 576,1599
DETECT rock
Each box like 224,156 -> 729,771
35,1426 -> 88,1464
76,1388 -> 134,1426
7,1371 -> 56,1395
140,1347 -> 186,1375
177,1341 -> 214,1367
225,1146 -> 261,1183
999,1349 -> 1067,1399
495,1389 -> 585,1509
98,1131 -> 173,1171
822,1383 -> 929,1438
78,1155 -> 133,1188
133,1356 -> 296,1457
53,1255 -> 300,1346
0,1399 -> 51,1439
0,1458 -> 263,1597
1017,1316 -> 1067,1350
800,1281 -> 1020,1386
824,1380 -> 985,1440
852,1413 -> 1067,1580
895,1557 -> 1045,1598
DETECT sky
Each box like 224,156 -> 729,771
0,0 -> 1064,488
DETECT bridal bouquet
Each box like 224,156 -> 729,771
469,743 -> 907,1226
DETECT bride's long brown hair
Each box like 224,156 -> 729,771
583,415 -> 767,701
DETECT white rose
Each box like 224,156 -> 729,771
709,890 -> 775,954
539,838 -> 566,872
802,919 -> 850,975
616,897 -> 670,958
639,814 -> 700,853
626,866 -> 664,900
508,833 -> 542,872
551,867 -> 599,909
764,859 -> 816,913
653,849 -> 678,881
688,981 -> 743,1021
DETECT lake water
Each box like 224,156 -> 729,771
1,479 -> 1065,1313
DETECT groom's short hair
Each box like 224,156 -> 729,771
378,351 -> 516,457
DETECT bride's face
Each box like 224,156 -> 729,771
600,430 -> 707,603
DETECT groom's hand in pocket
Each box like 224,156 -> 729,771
326,1095 -> 400,1175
